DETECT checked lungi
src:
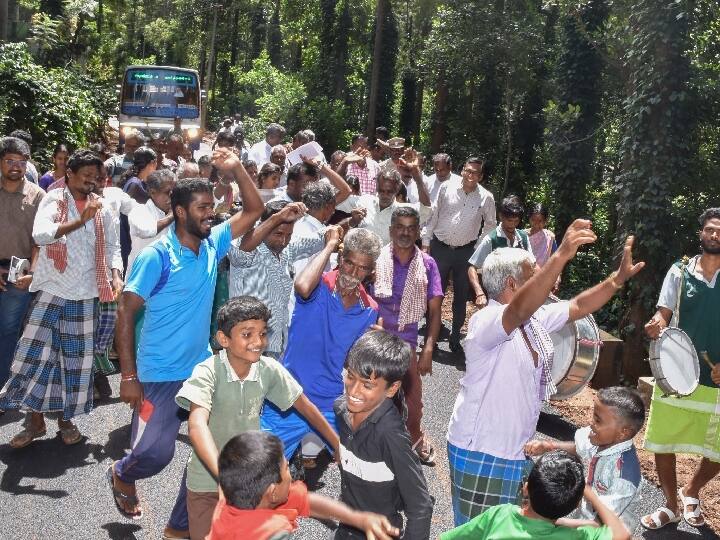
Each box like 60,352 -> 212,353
448,442 -> 533,526
0,291 -> 95,420
93,301 -> 118,374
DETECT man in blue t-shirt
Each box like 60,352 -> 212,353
108,149 -> 264,539
261,227 -> 382,463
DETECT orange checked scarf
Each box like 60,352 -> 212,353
374,244 -> 427,331
46,192 -> 115,302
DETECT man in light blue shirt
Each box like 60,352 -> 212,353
109,149 -> 263,539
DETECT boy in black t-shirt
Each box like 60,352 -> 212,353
334,330 -> 433,539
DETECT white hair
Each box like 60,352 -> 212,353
481,247 -> 536,300
344,228 -> 383,262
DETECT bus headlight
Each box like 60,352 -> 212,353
121,126 -> 134,136
187,128 -> 199,139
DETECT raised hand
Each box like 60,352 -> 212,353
300,154 -> 323,169
324,224 -> 343,246
614,235 -> 645,285
211,147 -> 242,173
556,219 -> 597,261
278,202 -> 307,223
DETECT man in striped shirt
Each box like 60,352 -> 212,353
228,200 -> 320,358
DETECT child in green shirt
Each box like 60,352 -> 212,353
175,296 -> 341,540
440,452 -> 631,540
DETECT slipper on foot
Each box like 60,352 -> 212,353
105,464 -> 143,520
640,506 -> 680,530
679,487 -> 706,527
9,426 -> 47,449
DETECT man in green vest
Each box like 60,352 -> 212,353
468,195 -> 532,306
640,207 -> 720,530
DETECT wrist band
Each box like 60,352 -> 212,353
121,373 -> 138,382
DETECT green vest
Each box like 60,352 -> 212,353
676,259 -> 720,387
489,228 -> 530,252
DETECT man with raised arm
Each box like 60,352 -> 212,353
109,149 -> 264,539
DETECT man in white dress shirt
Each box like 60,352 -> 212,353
248,123 -> 286,167
355,166 -> 432,246
425,153 -> 462,205
422,156 -> 496,354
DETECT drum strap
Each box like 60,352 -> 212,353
673,256 -> 690,327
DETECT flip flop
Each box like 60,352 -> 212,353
9,426 -> 47,449
679,487 -> 706,527
106,464 -> 143,520
58,423 -> 83,445
640,506 -> 681,530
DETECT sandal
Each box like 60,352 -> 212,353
106,463 -> 143,520
412,438 -> 436,465
9,426 -> 47,449
640,506 -> 680,530
58,423 -> 83,445
679,487 -> 706,527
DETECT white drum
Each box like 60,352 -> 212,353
649,327 -> 700,397
545,296 -> 602,400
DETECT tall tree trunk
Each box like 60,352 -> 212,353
202,6 -> 218,130
0,0 -> 8,42
430,77 -> 447,152
413,79 -> 424,146
366,0 -> 385,136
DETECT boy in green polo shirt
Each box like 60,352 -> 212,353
440,452 -> 631,540
175,296 -> 340,540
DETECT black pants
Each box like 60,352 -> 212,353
430,237 -> 474,343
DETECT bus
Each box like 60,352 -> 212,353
118,65 -> 203,147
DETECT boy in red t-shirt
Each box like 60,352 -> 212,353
207,431 -> 399,540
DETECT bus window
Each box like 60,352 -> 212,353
121,68 -> 200,120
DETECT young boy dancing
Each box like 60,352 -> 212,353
441,451 -> 631,540
525,387 -> 644,531
334,330 -> 434,539
207,431 -> 399,540
174,296 -> 340,540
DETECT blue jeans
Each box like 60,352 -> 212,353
0,283 -> 32,388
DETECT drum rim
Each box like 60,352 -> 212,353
648,326 -> 700,396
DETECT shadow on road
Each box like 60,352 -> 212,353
101,522 -> 142,540
0,436 -> 106,498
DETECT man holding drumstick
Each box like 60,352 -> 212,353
642,207 -> 720,530
446,219 -> 644,526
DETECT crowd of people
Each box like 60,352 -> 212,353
0,120 -> 719,540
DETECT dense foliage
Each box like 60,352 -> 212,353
2,0 -> 719,379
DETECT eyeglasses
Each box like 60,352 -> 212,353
3,159 -> 28,168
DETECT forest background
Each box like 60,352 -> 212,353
0,0 -> 719,381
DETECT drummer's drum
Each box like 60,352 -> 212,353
544,296 -> 602,400
648,327 -> 700,397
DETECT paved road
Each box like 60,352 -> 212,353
0,336 -> 717,539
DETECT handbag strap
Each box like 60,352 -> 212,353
673,255 -> 690,327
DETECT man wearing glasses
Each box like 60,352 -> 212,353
422,157 -> 496,356
0,137 -> 45,388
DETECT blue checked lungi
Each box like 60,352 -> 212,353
93,301 -> 118,375
0,291 -> 95,420
448,442 -> 533,526
94,300 -> 117,354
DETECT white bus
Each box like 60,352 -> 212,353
118,65 -> 202,146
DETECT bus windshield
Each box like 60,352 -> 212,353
121,68 -> 200,120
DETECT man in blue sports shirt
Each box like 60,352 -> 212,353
109,148 -> 263,539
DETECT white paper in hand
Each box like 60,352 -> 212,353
287,141 -> 325,166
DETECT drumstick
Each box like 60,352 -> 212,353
701,351 -> 715,369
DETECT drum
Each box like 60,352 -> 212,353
545,296 -> 602,401
649,327 -> 700,397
